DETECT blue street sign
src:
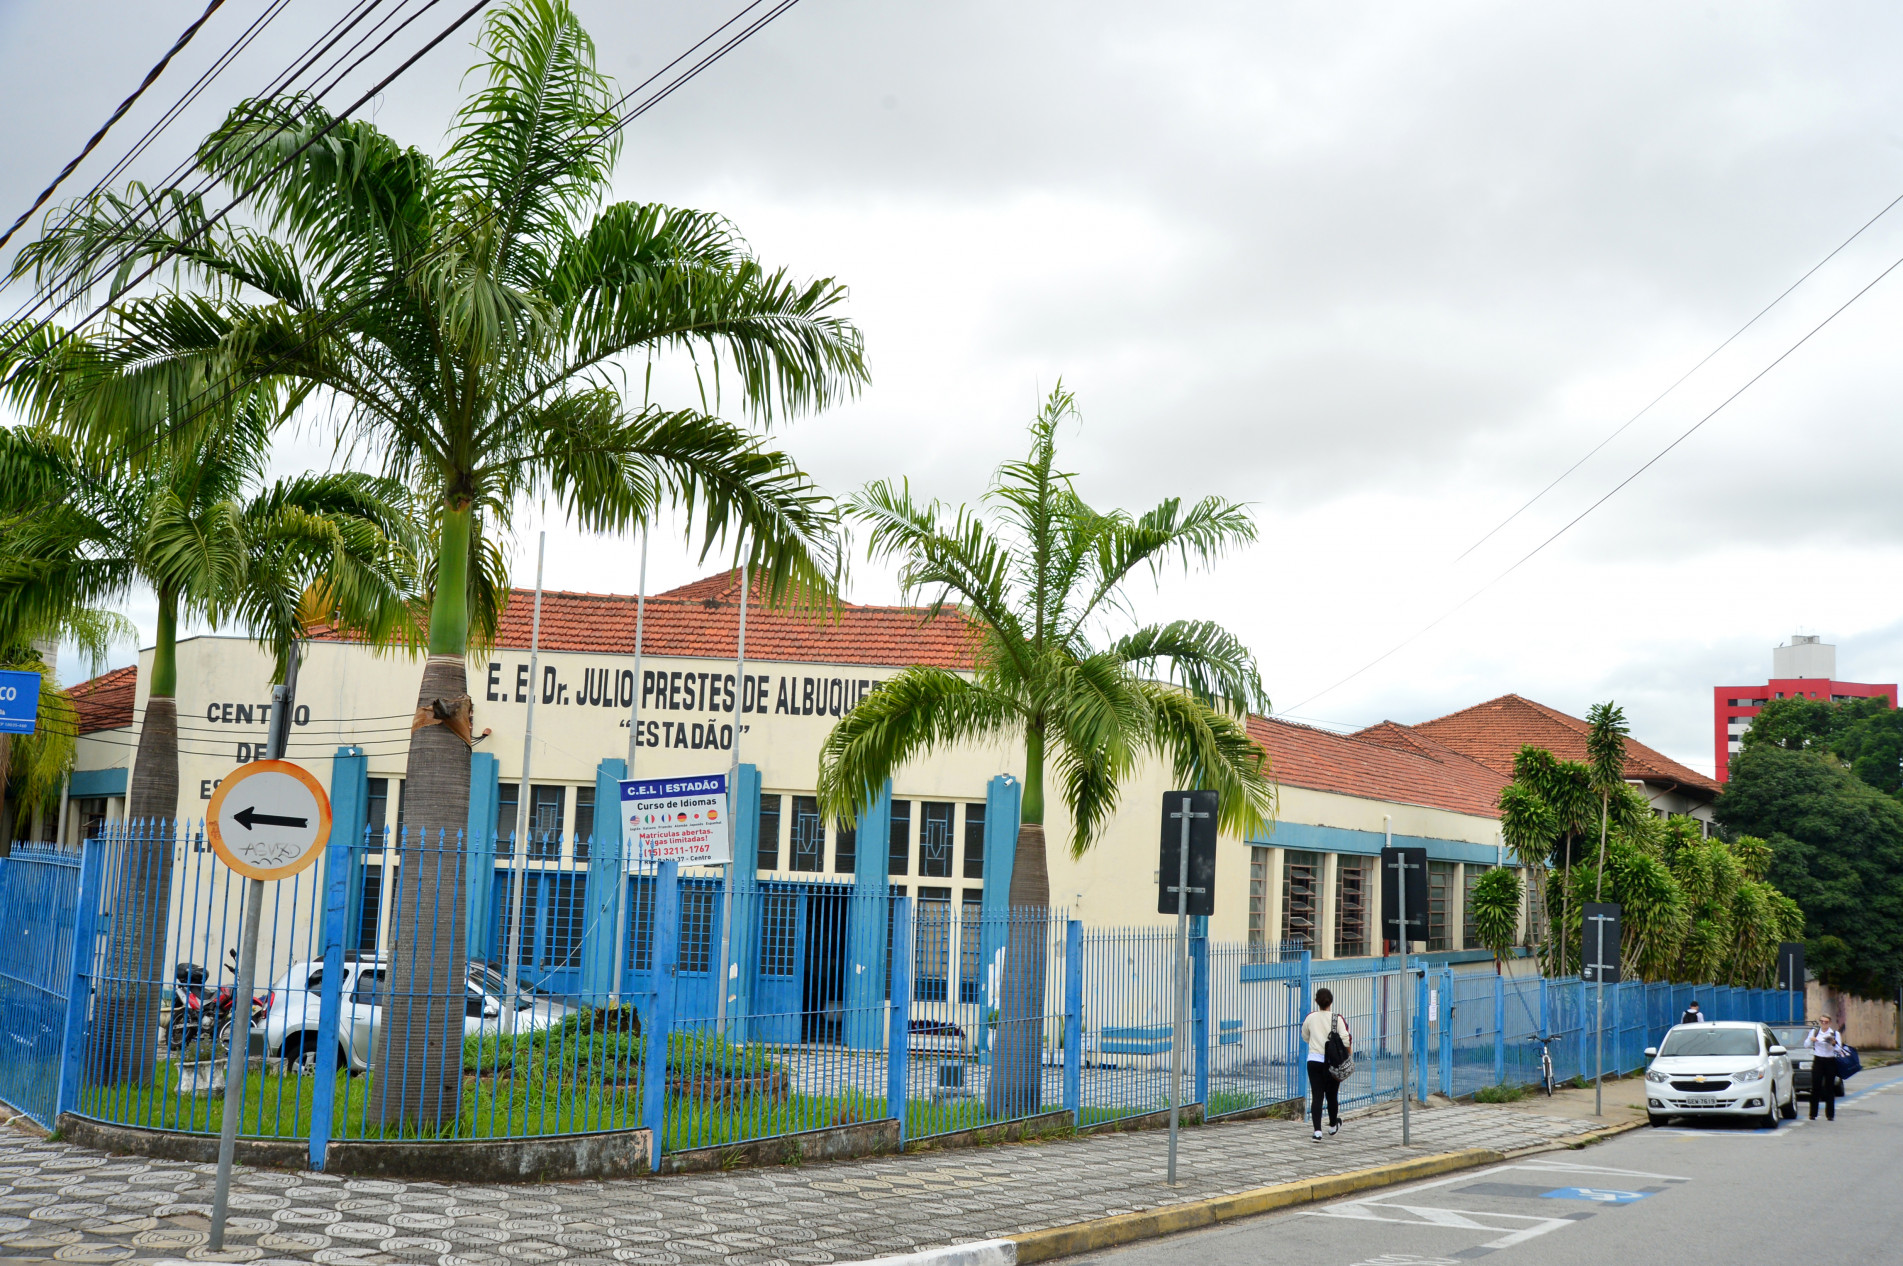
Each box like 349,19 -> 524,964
0,670 -> 41,735
1540,1187 -> 1649,1204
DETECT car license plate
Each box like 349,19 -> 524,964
1682,1095 -> 1718,1107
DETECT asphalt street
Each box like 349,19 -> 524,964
1081,1069 -> 1903,1266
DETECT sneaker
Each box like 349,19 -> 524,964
1312,1130 -> 1323,1141
1328,1122 -> 1340,1136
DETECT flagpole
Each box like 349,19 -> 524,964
610,531 -> 648,1007
502,532 -> 546,1013
715,557 -> 749,1036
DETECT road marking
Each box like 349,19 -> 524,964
1537,1187 -> 1649,1204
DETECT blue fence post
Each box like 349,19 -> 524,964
54,836 -> 105,1121
887,894 -> 912,1144
1415,966 -> 1430,1102
1438,968 -> 1454,1097
846,781 -> 893,1050
727,762 -> 762,1038
308,833 -> 353,1169
579,758 -> 625,1001
1493,973 -> 1506,1086
466,751 -> 499,959
974,775 -> 1021,1057
1064,919 -> 1083,1127
329,748 -> 369,950
644,860 -> 680,1171
1539,973 -> 1550,1040
1191,924 -> 1210,1109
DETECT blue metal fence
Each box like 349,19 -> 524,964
0,820 -> 1812,1163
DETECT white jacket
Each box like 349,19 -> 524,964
1301,1009 -> 1351,1061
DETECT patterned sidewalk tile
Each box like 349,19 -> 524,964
0,1099 -> 1599,1266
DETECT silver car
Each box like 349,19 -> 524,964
259,954 -> 574,1072
1770,1024 -> 1816,1098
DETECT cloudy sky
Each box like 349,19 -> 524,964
6,0 -> 1903,777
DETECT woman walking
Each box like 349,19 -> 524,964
1807,1014 -> 1846,1122
1300,987 -> 1351,1141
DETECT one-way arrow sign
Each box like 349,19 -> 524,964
207,760 -> 331,880
234,805 -> 310,831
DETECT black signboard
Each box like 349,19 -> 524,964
1157,790 -> 1218,917
1777,941 -> 1806,993
1380,846 -> 1428,942
1580,902 -> 1622,984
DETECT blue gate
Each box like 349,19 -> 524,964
0,847 -> 82,1127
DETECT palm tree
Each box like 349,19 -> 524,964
1467,867 -> 1522,974
13,0 -> 865,1125
818,385 -> 1275,1116
1497,746 -> 1596,974
0,414 -> 416,1080
1586,701 -> 1629,904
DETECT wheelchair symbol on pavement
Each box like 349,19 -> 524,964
1540,1187 -> 1650,1204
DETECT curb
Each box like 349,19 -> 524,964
860,1115 -> 1652,1266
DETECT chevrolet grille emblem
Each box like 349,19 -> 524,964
1694,1075 -> 1706,1083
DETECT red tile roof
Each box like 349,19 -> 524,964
1368,693 -> 1719,798
69,665 -> 136,734
452,571 -> 984,669
1247,715 -> 1509,819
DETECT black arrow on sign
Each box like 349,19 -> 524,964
234,805 -> 307,831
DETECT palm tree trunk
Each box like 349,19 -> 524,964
375,507 -> 474,1130
0,733 -> 12,859
104,591 -> 180,1086
985,822 -> 1050,1120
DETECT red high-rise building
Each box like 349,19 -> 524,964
1713,636 -> 1895,784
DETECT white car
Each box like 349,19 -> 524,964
257,954 -> 574,1073
1644,1020 -> 1796,1128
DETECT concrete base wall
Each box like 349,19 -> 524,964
659,1117 -> 900,1174
60,1115 -> 652,1182
1080,1102 -> 1205,1133
906,1109 -> 1074,1152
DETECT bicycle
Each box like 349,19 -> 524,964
1526,1033 -> 1563,1096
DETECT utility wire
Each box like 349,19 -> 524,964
0,0 -> 230,256
1288,249 -> 1903,715
1455,187 -> 1903,563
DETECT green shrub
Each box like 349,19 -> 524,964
1474,1083 -> 1526,1104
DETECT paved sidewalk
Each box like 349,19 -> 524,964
0,1098 -> 1606,1266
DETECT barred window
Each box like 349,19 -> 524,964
759,892 -> 798,976
834,822 -> 857,874
959,889 -> 984,1003
1247,847 -> 1270,960
1427,860 -> 1454,953
889,800 -> 911,876
1334,856 -> 1368,958
920,802 -> 954,878
914,887 -> 952,1000
573,786 -> 595,861
679,886 -> 716,974
1282,850 -> 1320,952
963,803 -> 986,879
545,873 -> 585,968
790,796 -> 825,872
355,867 -> 382,953
529,785 -> 566,859
757,795 -> 781,871
627,877 -> 655,972
1462,864 -> 1490,951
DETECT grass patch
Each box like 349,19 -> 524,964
1473,1083 -> 1527,1104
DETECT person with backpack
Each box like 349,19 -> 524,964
1300,987 -> 1353,1141
1680,1000 -> 1705,1024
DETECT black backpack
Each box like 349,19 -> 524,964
1324,1014 -> 1353,1080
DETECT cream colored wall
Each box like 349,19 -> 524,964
94,634 -> 1509,980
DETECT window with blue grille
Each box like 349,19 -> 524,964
679,886 -> 716,973
959,889 -> 983,1003
790,796 -> 824,872
914,886 -> 951,1001
757,795 -> 781,870
626,877 -> 654,972
963,802 -> 985,879
759,892 -> 798,977
921,802 -> 953,878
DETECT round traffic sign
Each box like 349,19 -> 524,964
206,760 -> 332,880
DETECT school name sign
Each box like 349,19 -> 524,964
618,773 -> 731,866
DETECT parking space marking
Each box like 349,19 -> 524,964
1304,1160 -> 1690,1254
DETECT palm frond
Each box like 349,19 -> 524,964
816,667 -> 1022,823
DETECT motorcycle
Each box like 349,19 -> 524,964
167,949 -> 272,1055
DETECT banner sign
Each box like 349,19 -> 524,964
619,772 -> 730,866
0,670 -> 41,735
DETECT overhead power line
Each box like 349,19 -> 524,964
1287,248 -> 1903,715
0,0 -> 230,257
1455,186 -> 1903,563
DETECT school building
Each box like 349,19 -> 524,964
53,572 -> 1604,1023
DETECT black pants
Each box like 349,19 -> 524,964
1810,1056 -> 1839,1120
1308,1060 -> 1339,1130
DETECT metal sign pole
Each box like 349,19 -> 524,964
503,533 -> 547,1013
715,557 -> 748,1037
1167,793 -> 1193,1185
610,532 -> 648,1007
1396,848 -> 1410,1147
209,642 -> 299,1249
1594,917 -> 1605,1117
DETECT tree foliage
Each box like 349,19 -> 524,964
1717,740 -> 1903,998
1740,695 -> 1903,795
